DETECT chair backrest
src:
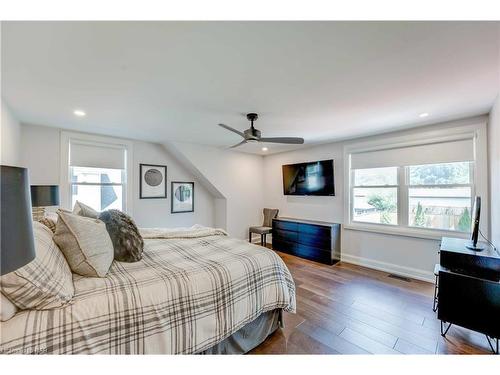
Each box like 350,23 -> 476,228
263,208 -> 279,227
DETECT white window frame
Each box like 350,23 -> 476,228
406,162 -> 475,231
351,167 -> 400,226
343,120 -> 489,240
60,131 -> 134,214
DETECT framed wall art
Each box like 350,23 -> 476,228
171,181 -> 194,213
140,164 -> 167,199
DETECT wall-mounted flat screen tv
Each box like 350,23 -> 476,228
282,159 -> 335,196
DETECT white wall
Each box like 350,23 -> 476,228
20,124 -> 60,183
20,124 -> 215,228
132,141 -> 215,228
1,98 -> 21,166
263,116 -> 489,281
16,111 -> 496,280
489,94 -> 500,248
169,142 -> 264,239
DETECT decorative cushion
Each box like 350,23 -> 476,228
99,210 -> 144,262
73,200 -> 99,219
54,211 -> 114,277
0,293 -> 18,321
46,211 -> 60,222
0,222 -> 74,310
38,217 -> 57,233
249,226 -> 273,234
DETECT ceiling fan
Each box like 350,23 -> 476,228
218,113 -> 304,148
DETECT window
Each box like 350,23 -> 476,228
70,166 -> 125,211
68,139 -> 127,212
407,162 -> 472,232
347,133 -> 481,235
349,161 -> 474,233
352,167 -> 398,225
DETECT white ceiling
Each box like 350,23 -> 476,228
2,21 -> 499,155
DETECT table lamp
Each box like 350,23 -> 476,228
30,185 -> 60,221
1,166 -> 36,275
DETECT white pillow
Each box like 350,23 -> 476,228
45,211 -> 59,222
0,222 -> 75,310
54,211 -> 114,277
0,293 -> 18,321
72,201 -> 99,219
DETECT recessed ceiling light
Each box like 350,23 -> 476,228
73,109 -> 86,117
419,112 -> 429,118
261,147 -> 268,152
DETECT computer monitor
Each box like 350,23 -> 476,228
466,196 -> 484,251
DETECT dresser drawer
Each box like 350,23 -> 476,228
273,228 -> 298,243
273,220 -> 298,232
297,232 -> 331,249
272,238 -> 296,254
294,244 -> 333,264
298,223 -> 331,237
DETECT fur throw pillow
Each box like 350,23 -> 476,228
98,210 -> 144,262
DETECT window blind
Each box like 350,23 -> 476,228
350,138 -> 474,169
69,141 -> 126,170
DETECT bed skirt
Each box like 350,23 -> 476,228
198,309 -> 283,354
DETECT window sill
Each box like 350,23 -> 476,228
343,223 -> 469,241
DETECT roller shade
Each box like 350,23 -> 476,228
70,141 -> 126,169
351,138 -> 474,169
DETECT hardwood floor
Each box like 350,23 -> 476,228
250,249 -> 493,355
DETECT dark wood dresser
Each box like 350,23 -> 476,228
438,237 -> 500,353
272,217 -> 341,265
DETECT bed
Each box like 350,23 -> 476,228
0,227 -> 296,354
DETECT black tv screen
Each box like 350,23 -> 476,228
282,159 -> 335,196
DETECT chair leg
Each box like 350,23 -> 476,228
261,234 -> 264,246
249,231 -> 252,243
485,336 -> 499,354
433,274 -> 439,312
263,234 -> 267,246
441,321 -> 452,337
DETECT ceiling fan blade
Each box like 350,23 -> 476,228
259,137 -> 304,145
218,123 -> 245,137
228,140 -> 247,149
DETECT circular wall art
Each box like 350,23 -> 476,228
144,168 -> 163,186
174,185 -> 191,202
171,182 -> 194,213
140,164 -> 167,199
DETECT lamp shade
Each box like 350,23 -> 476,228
31,185 -> 60,207
1,166 -> 36,275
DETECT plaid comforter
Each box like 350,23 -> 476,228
0,229 -> 295,354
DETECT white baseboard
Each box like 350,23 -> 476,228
341,253 -> 435,283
